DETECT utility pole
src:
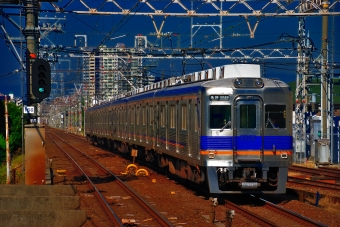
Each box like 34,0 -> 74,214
295,17 -> 309,163
23,0 -> 51,185
25,0 -> 39,106
321,2 -> 329,140
5,96 -> 10,184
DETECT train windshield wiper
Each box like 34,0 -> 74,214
266,118 -> 278,130
220,121 -> 231,132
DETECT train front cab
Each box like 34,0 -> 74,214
204,82 -> 292,194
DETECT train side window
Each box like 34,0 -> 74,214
123,107 -> 126,124
182,104 -> 187,130
112,109 -> 114,125
136,107 -> 140,125
150,106 -> 153,125
118,108 -> 121,125
195,104 -> 198,132
126,108 -> 129,125
142,106 -> 146,125
240,104 -> 256,129
160,105 -> 165,127
265,105 -> 286,128
131,107 -> 134,125
210,105 -> 231,129
119,108 -> 122,125
170,105 -> 175,129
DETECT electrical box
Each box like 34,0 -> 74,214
25,125 -> 46,185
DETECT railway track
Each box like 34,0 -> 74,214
319,166 -> 340,175
46,128 -> 339,226
47,130 -> 173,227
65,131 -> 88,142
288,176 -> 340,192
226,200 -> 277,227
289,165 -> 340,180
226,196 -> 328,227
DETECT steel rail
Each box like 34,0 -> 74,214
289,165 -> 340,179
256,196 -> 328,227
49,130 -> 174,227
319,166 -> 340,175
47,132 -> 124,227
288,176 -> 340,191
225,200 -> 276,227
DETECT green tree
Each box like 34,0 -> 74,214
0,101 -> 22,163
0,135 -> 5,163
7,102 -> 22,154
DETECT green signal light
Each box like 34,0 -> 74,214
38,87 -> 45,93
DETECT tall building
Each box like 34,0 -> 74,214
81,51 -> 96,104
98,45 -> 140,100
81,44 -> 156,103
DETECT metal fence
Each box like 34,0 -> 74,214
293,115 -> 340,165
0,164 -> 24,184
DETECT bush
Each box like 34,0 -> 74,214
0,135 -> 5,163
0,101 -> 22,163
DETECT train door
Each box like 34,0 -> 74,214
155,102 -> 160,149
188,100 -> 192,156
176,100 -> 180,153
233,96 -> 263,162
114,108 -> 118,138
141,105 -> 146,143
128,106 -> 132,140
123,105 -> 127,139
119,108 -> 121,138
111,108 -> 114,138
165,101 -> 169,150
149,104 -> 154,146
135,105 -> 139,142
132,105 -> 135,141
146,103 -> 149,144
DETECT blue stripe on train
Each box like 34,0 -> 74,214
200,136 -> 233,150
263,136 -> 293,150
200,136 -> 293,150
236,136 -> 262,150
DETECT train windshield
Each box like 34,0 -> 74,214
240,104 -> 257,128
210,105 -> 231,129
265,105 -> 286,128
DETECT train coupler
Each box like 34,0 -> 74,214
239,182 -> 260,189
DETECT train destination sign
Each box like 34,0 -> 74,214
209,95 -> 230,101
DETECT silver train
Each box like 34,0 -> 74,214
85,64 -> 293,194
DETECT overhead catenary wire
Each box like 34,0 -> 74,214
1,1 -> 339,98
47,1 -> 146,97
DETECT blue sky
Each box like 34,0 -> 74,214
0,1 -> 339,99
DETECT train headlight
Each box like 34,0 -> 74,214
254,79 -> 263,87
234,79 -> 242,87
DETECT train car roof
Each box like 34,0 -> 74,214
87,64 -> 291,112
87,77 -> 291,112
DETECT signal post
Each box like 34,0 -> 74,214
24,0 -> 51,185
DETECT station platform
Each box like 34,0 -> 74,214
0,162 -> 86,227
